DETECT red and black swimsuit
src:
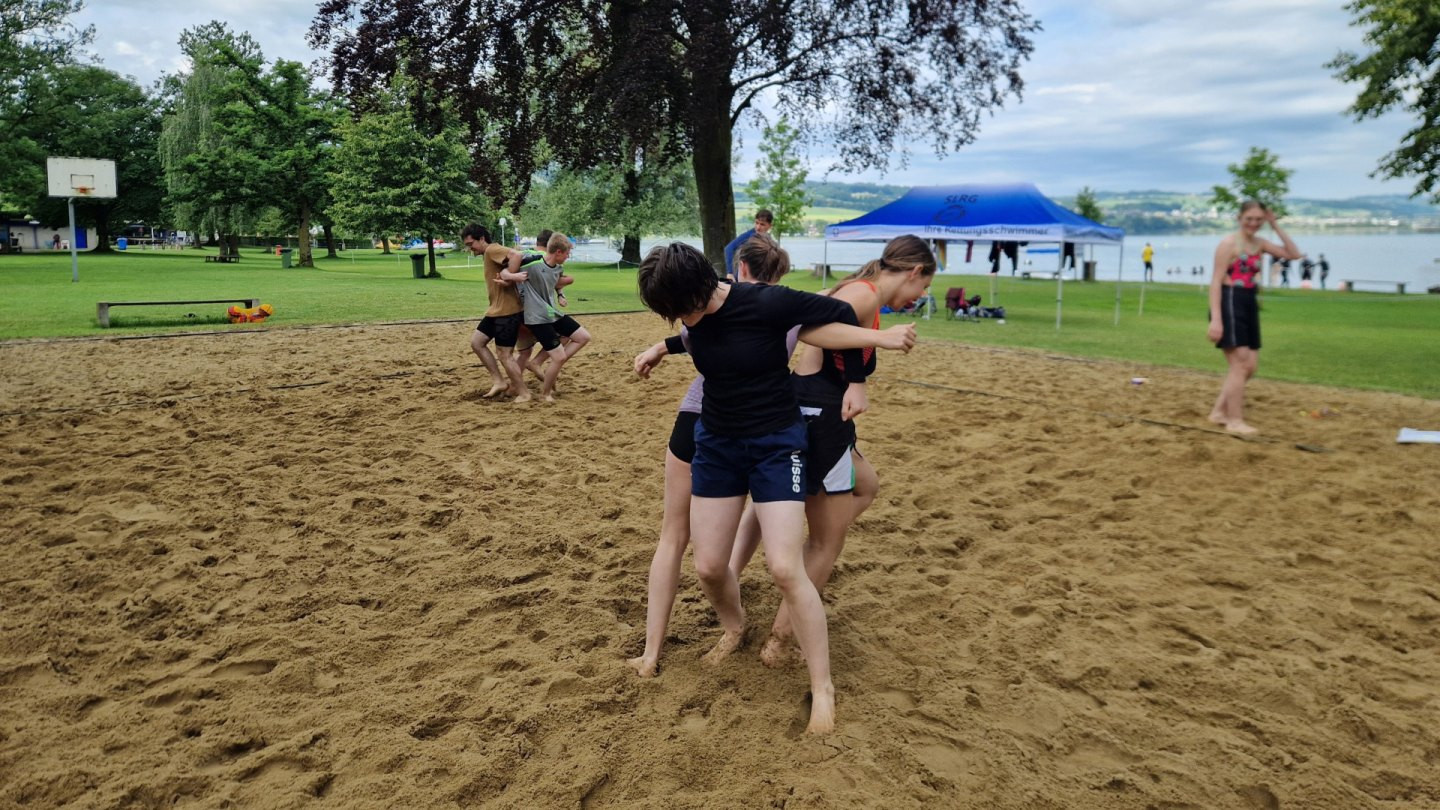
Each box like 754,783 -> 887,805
1227,250 -> 1262,289
1216,249 -> 1262,350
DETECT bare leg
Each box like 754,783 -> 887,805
690,495 -> 748,663
539,346 -> 568,402
727,501 -> 763,579
764,451 -> 875,666
469,330 -> 507,398
762,491 -> 853,667
498,347 -> 530,402
560,328 -> 590,361
754,500 -> 834,734
850,452 -> 877,522
628,451 -> 691,678
1216,347 -> 1258,433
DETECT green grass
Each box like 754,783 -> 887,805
3,248 -> 1437,398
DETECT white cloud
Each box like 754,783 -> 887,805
70,0 -> 1419,199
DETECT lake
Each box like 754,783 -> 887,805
569,233 -> 1440,294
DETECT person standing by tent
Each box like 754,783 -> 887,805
1318,254 -> 1330,290
723,209 -> 773,279
1142,242 -> 1155,281
1300,255 -> 1315,289
1206,201 -> 1300,435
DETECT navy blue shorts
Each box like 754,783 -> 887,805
691,419 -> 807,503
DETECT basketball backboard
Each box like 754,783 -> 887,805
47,157 -> 117,199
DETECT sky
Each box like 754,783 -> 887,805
73,0 -> 1419,201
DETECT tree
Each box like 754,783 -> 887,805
0,0 -> 93,208
1330,0 -> 1440,202
22,65 -> 164,251
1210,147 -> 1293,216
521,155 -> 700,264
158,23 -> 269,257
1073,186 -> 1104,223
328,70 -> 482,275
744,118 -> 810,236
217,56 -> 344,266
311,1 -> 1038,270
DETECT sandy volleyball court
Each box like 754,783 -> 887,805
2,313 -> 1437,808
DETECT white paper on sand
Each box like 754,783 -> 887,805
1396,428 -> 1440,444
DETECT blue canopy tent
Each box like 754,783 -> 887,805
824,183 -> 1127,328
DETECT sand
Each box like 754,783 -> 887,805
1,314 -> 1438,809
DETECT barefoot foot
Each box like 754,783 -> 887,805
759,632 -> 798,669
805,681 -> 836,734
702,628 -> 745,665
512,390 -> 533,403
1226,421 -> 1259,435
627,654 -> 658,678
1207,411 -> 1228,426
482,382 -> 508,399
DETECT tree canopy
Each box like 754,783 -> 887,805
1211,147 -> 1293,217
328,69 -> 482,273
23,64 -> 164,250
745,118 -> 811,237
1072,187 -> 1104,223
312,0 -> 1038,268
1330,0 -> 1440,202
0,0 -> 94,208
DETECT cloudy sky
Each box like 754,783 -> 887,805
74,0 -> 1416,200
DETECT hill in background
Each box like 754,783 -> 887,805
736,182 -> 1440,234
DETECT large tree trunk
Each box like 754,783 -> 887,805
690,69 -> 736,275
621,161 -> 643,265
298,203 -> 314,267
426,232 -> 437,276
380,236 -> 391,255
621,234 -> 641,265
91,204 -> 114,253
323,223 -> 338,258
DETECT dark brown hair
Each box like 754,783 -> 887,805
637,243 -> 718,323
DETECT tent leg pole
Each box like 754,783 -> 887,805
1055,250 -> 1064,331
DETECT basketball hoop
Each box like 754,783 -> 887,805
74,186 -> 91,197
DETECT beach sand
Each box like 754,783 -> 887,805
2,314 -> 1437,809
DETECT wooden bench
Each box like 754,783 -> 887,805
205,255 -> 240,263
97,298 -> 258,328
1342,279 -> 1407,294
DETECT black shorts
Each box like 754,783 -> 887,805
477,313 -> 523,348
526,315 -> 582,352
793,373 -> 857,496
1213,286 -> 1260,350
668,411 -> 700,464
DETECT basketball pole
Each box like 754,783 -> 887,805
67,196 -> 79,283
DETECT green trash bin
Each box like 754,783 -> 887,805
280,248 -> 293,268
410,253 -> 427,278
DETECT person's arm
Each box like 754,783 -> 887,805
634,340 -> 669,378
797,322 -> 914,351
498,249 -> 526,283
1258,209 -> 1301,261
1207,239 -> 1228,343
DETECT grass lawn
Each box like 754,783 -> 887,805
3,247 -> 1437,398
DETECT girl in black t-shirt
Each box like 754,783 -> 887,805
635,242 -> 909,734
730,235 -> 937,667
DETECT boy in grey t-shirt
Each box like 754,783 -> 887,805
515,232 -> 591,402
